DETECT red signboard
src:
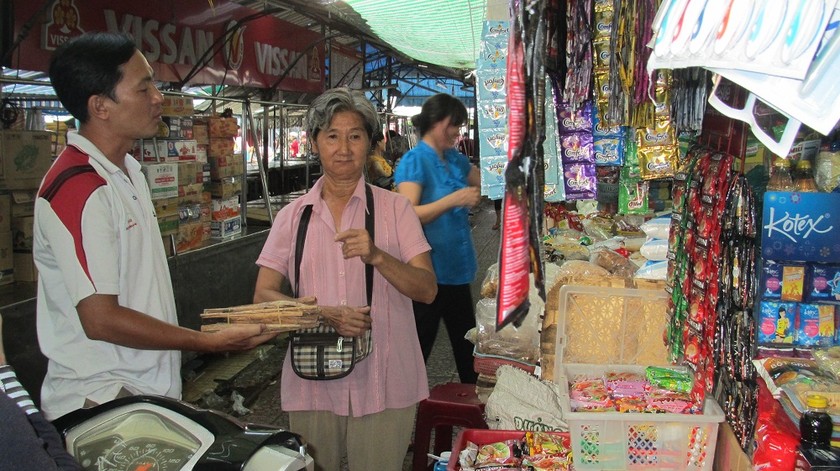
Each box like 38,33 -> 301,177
11,0 -> 325,93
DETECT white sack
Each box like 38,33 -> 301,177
484,365 -> 568,432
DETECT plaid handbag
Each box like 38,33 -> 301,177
289,185 -> 374,380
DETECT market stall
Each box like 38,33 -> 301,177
1,0 -> 839,469
441,0 -> 840,470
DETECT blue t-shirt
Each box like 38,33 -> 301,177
394,141 -> 477,285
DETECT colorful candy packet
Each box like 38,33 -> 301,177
645,366 -> 692,393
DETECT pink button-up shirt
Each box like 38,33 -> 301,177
257,178 -> 431,417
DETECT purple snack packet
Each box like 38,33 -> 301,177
557,100 -> 593,133
563,163 -> 597,200
560,132 -> 594,164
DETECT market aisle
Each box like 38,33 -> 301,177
231,197 -> 501,470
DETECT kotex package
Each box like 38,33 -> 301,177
781,264 -> 806,302
760,261 -> 783,300
758,301 -> 798,344
795,303 -> 835,347
805,264 -> 840,304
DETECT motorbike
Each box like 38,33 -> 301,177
52,395 -> 315,471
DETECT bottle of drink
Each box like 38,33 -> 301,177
768,157 -> 795,191
800,394 -> 833,450
815,140 -> 840,192
794,159 -> 818,192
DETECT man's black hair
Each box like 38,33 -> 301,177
49,32 -> 137,123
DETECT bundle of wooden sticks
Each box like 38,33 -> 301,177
200,300 -> 321,333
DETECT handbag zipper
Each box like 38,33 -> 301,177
293,333 -> 342,346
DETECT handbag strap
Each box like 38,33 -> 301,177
294,184 -> 375,309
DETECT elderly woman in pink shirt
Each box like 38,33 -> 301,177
254,87 -> 437,471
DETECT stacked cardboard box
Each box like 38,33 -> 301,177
141,162 -> 179,255
205,116 -> 242,240
133,97 -> 200,164
0,131 -> 53,190
176,160 -> 211,253
0,131 -> 54,284
46,120 -> 69,156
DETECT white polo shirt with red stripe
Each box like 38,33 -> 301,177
34,131 -> 180,420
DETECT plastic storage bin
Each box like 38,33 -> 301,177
552,285 -> 725,470
559,364 -> 724,470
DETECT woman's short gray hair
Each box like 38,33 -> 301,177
305,87 -> 379,144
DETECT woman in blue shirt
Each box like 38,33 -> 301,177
394,93 -> 481,383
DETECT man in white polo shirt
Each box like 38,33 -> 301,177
34,32 -> 277,420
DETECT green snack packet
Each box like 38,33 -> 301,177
619,165 -> 649,215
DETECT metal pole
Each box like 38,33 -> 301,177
244,99 -> 273,225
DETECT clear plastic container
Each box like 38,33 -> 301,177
552,285 -> 724,470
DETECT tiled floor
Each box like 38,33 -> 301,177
231,197 -> 502,470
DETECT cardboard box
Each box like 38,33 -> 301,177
141,163 -> 178,200
177,161 -> 203,186
157,117 -> 194,139
157,214 -> 179,237
13,251 -> 37,282
211,215 -> 242,239
152,197 -> 179,218
167,140 -> 198,161
193,123 -> 209,145
212,196 -> 240,221
206,177 -> 242,199
134,139 -> 198,162
208,155 -> 244,179
0,194 -> 10,233
0,231 -> 13,285
176,221 -> 205,253
195,145 -> 208,163
207,117 -> 239,137
197,203 -> 211,223
11,191 -> 36,218
713,423 -> 753,471
0,131 -> 53,190
161,96 -> 194,117
177,182 -> 206,205
11,215 -> 33,251
208,138 -> 235,158
133,140 -> 174,162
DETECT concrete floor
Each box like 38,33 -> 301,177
203,197 -> 502,470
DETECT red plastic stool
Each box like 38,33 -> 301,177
412,382 -> 487,471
